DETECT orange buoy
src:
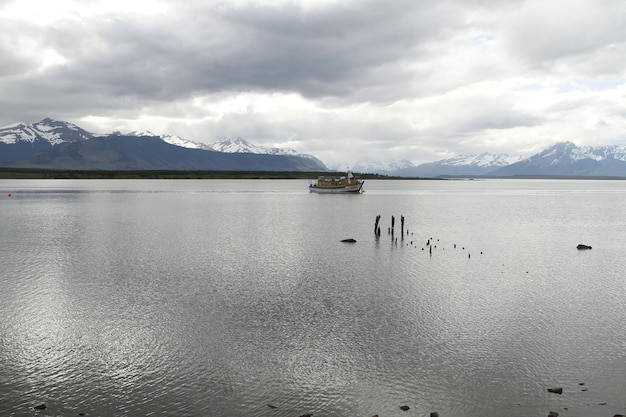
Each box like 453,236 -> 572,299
7,193 -> 12,198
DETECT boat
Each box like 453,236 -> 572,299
309,170 -> 364,193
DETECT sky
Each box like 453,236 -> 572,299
1,0 -> 625,168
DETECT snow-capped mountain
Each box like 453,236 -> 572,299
0,117 -> 93,145
351,158 -> 415,175
207,137 -> 327,168
390,152 -> 525,177
437,152 -> 526,168
208,137 -> 294,155
127,130 -> 211,150
490,141 -> 626,177
0,118 -> 94,163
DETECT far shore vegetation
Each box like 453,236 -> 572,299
1,168 -> 624,180
0,168 -> 410,180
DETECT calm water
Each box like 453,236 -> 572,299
1,179 -> 625,417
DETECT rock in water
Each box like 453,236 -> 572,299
547,387 -> 563,394
576,244 -> 592,250
341,238 -> 357,243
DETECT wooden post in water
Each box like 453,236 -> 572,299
391,215 -> 395,238
375,215 -> 381,236
401,215 -> 404,240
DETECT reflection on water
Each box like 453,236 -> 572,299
1,179 -> 626,417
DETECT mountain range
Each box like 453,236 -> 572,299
0,118 -> 327,171
2,118 -> 626,177
353,143 -> 626,177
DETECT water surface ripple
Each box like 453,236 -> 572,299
1,179 -> 625,417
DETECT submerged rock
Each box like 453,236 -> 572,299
547,387 -> 563,394
576,244 -> 592,250
400,405 -> 410,411
33,403 -> 47,410
340,238 -> 357,243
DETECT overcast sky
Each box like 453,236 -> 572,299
1,0 -> 625,167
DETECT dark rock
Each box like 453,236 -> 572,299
547,387 -> 563,394
341,238 -> 357,243
576,244 -> 592,250
299,414 -> 313,417
400,405 -> 410,411
33,404 -> 46,410
613,414 -> 624,417
548,412 -> 559,417
430,413 -> 440,417
267,404 -> 277,409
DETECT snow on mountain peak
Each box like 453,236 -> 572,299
206,137 -> 326,167
536,141 -> 615,164
127,129 -> 156,137
126,130 -> 210,150
439,152 -> 526,167
208,137 -> 297,156
0,118 -> 92,145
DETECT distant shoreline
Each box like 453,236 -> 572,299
0,169 -> 408,180
0,168 -> 624,180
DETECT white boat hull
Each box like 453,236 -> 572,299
309,182 -> 364,193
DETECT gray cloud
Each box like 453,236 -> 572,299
1,0 -> 625,168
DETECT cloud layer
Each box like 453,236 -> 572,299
1,0 -> 625,167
